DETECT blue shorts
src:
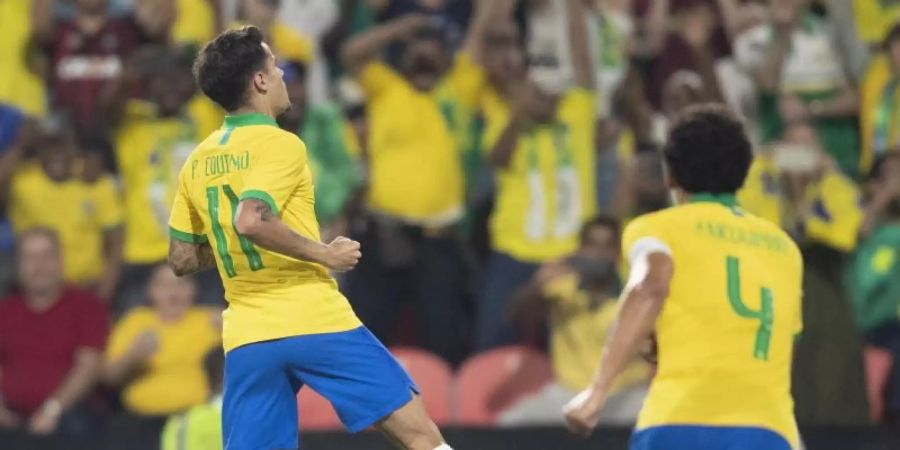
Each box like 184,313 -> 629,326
222,326 -> 419,450
630,425 -> 793,450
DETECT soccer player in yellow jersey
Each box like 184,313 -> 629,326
167,27 -> 451,450
564,104 -> 804,450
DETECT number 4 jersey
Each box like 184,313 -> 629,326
622,194 -> 803,448
168,113 -> 361,352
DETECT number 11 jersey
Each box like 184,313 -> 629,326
168,113 -> 360,353
622,194 -> 803,447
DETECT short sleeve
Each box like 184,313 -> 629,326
621,215 -> 671,268
357,62 -> 404,100
446,51 -> 487,110
95,176 -> 123,229
169,170 -> 207,244
75,293 -> 109,352
238,133 -> 307,215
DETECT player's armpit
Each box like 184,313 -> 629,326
168,239 -> 216,277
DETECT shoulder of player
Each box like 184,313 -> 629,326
625,207 -> 681,231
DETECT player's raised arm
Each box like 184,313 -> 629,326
233,199 -> 361,272
563,248 -> 673,436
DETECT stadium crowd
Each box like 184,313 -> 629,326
1,0 -> 900,448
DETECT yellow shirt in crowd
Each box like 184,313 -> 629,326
230,22 -> 313,64
357,61 -> 476,225
106,307 -> 221,415
171,0 -> 216,48
860,55 -> 900,172
623,196 -> 803,448
0,0 -> 46,116
115,97 -> 223,264
485,89 -> 598,262
738,157 -> 863,252
542,273 -> 648,393
853,0 -> 900,46
169,113 -> 361,352
9,162 -> 122,283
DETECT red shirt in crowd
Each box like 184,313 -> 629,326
47,17 -> 144,138
0,289 -> 108,415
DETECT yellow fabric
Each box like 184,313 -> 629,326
230,21 -> 312,64
853,0 -> 900,45
738,158 -> 863,251
106,307 -> 220,415
0,0 -> 46,116
803,171 -> 863,252
115,97 -> 223,264
357,62 -> 466,224
169,116 -> 361,352
542,273 -> 648,393
737,157 -> 783,227
487,88 -> 598,262
9,162 -> 122,283
171,0 -> 215,48
859,55 -> 899,172
623,202 -> 803,447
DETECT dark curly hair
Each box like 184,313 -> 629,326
663,103 -> 752,194
193,26 -> 268,112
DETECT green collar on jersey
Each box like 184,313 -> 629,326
688,193 -> 739,207
222,113 -> 278,129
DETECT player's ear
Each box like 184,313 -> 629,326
252,71 -> 268,95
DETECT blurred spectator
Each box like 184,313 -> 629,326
235,0 -> 314,65
8,126 -> 123,302
590,0 -> 636,118
609,143 -> 668,220
170,0 -> 223,50
276,60 -> 363,238
278,0 -> 339,104
102,45 -> 224,313
338,6 -> 496,364
40,0 -> 172,142
738,123 -> 863,252
102,265 -> 220,450
859,22 -> 900,175
852,0 -> 900,49
160,347 -> 225,450
0,228 -> 108,437
0,0 -> 50,117
475,0 -> 597,350
501,216 -> 648,425
846,153 -> 900,423
734,0 -> 861,177
0,108 -> 31,297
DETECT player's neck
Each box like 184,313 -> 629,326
230,103 -> 277,121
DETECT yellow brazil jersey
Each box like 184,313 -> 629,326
0,0 -> 46,116
105,306 -> 221,415
168,113 -> 361,352
622,194 -> 803,447
487,88 -> 598,263
9,162 -> 122,283
358,62 -> 470,225
860,55 -> 900,172
542,273 -> 648,393
115,97 -> 223,264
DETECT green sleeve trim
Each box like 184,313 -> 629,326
239,190 -> 279,215
169,227 -> 208,244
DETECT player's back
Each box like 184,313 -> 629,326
623,195 -> 803,447
171,114 -> 360,352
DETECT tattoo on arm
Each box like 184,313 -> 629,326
168,240 -> 216,276
251,199 -> 275,222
